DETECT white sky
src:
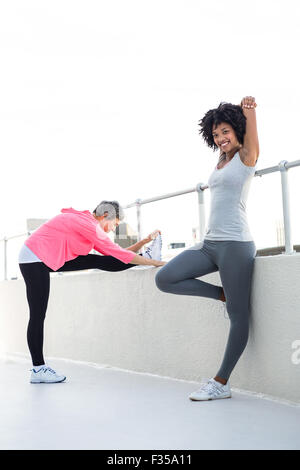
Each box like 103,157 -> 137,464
1,0 -> 300,277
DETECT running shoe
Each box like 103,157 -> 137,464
30,365 -> 66,384
143,233 -> 162,261
189,377 -> 231,401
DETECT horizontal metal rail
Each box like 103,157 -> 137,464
1,159 -> 300,280
123,159 -> 300,255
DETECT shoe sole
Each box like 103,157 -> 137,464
30,377 -> 66,384
189,395 -> 231,401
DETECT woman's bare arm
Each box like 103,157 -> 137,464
240,96 -> 259,166
129,254 -> 165,267
126,238 -> 150,253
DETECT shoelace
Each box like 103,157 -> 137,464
43,367 -> 56,374
199,380 -> 223,395
30,366 -> 56,374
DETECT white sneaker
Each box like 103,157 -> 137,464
189,377 -> 231,401
143,233 -> 162,261
30,365 -> 66,384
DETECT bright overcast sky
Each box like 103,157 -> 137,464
1,0 -> 300,273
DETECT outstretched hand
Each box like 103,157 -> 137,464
145,229 -> 161,243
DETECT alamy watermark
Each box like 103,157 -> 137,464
291,340 -> 300,365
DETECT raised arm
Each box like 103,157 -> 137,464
240,96 -> 260,166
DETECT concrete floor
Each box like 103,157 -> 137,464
0,356 -> 299,450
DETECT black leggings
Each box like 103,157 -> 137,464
19,254 -> 138,366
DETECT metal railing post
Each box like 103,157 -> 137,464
196,183 -> 206,242
135,198 -> 142,242
278,160 -> 296,255
3,237 -> 8,281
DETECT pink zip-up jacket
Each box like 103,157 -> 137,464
25,207 -> 137,271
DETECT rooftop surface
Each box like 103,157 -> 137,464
0,356 -> 299,450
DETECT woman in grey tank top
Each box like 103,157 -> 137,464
155,96 -> 259,401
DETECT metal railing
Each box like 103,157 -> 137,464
1,158 -> 299,280
123,158 -> 299,255
1,231 -> 33,281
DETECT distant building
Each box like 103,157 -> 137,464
114,222 -> 138,249
168,242 -> 186,249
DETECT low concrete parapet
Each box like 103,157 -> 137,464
0,254 -> 300,404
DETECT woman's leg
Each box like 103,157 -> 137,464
55,254 -> 140,273
19,255 -> 138,365
215,241 -> 256,381
155,242 -> 222,300
19,262 -> 51,366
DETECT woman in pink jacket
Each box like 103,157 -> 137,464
18,200 -> 165,383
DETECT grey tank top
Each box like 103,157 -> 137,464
204,150 -> 257,241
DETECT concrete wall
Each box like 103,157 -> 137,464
0,255 -> 300,404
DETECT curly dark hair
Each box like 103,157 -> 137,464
198,102 -> 246,152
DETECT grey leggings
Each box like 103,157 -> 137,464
155,239 -> 256,380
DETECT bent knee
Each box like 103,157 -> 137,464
155,270 -> 172,293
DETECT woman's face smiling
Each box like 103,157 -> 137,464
212,122 -> 240,157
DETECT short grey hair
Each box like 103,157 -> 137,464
93,200 -> 125,221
